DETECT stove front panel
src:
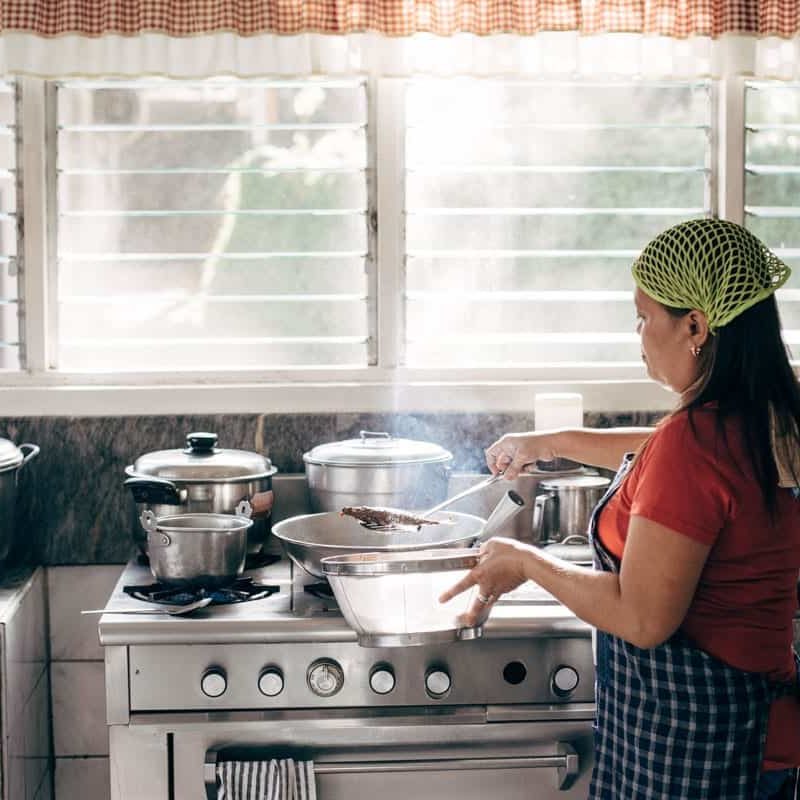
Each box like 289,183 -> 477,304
128,635 -> 593,711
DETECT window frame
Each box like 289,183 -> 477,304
0,76 -> 751,415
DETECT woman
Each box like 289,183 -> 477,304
441,218 -> 800,800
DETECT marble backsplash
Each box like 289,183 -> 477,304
0,411 -> 661,565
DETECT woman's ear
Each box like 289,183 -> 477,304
687,309 -> 710,347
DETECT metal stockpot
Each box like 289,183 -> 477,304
0,438 -> 40,565
303,430 -> 452,512
124,432 -> 277,556
140,501 -> 253,588
532,475 -> 610,544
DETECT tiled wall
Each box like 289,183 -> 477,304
2,568 -> 51,800
47,566 -> 123,800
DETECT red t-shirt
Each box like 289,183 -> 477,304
597,406 -> 800,769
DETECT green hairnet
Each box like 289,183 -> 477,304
632,218 -> 791,332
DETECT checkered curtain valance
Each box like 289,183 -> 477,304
5,0 -> 800,38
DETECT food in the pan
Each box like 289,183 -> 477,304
340,506 -> 440,530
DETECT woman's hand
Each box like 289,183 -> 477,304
439,537 -> 534,627
485,432 -> 558,479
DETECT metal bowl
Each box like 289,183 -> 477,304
322,548 -> 482,647
271,510 -> 486,579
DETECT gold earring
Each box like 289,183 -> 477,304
691,345 -> 702,357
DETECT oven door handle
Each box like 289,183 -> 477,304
204,741 -> 579,798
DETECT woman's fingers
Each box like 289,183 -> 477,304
438,572 -> 477,604
459,594 -> 495,627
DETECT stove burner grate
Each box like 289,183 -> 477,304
303,582 -> 336,601
123,577 -> 280,606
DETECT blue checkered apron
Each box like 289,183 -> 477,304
588,455 -> 796,800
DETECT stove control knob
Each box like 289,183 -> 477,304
307,659 -> 344,697
201,668 -> 227,698
425,668 -> 451,699
369,666 -> 395,695
551,665 -> 580,698
258,667 -> 284,697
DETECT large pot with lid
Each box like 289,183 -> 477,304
0,437 -> 40,564
124,432 -> 277,556
303,430 -> 452,512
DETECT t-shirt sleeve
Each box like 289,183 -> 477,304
629,415 -> 733,546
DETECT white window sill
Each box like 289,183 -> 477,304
0,377 -> 676,416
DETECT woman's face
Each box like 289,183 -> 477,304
634,287 -> 701,395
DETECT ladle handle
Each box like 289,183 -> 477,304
476,490 -> 526,543
424,473 -> 504,516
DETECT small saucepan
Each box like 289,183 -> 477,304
140,500 -> 253,588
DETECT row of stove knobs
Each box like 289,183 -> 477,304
200,659 -> 580,700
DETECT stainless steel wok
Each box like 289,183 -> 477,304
272,490 -> 525,579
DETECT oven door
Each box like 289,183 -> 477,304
160,707 -> 593,800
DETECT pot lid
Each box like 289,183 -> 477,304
303,430 -> 452,467
539,475 -> 610,491
128,432 -> 277,482
0,437 -> 22,472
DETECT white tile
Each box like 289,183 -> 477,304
5,569 -> 48,728
33,770 -> 53,800
7,754 -> 25,800
51,662 -> 108,756
48,566 -> 124,661
55,758 -> 109,800
25,668 -> 51,757
24,669 -> 52,794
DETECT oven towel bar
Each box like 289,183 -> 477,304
206,744 -> 580,799
215,758 -> 317,800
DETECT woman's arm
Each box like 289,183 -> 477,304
442,515 -> 710,648
486,427 -> 654,476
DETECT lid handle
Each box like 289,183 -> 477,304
185,432 -> 218,454
359,430 -> 391,442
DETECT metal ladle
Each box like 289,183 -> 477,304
81,597 -> 213,616
423,472 -> 506,516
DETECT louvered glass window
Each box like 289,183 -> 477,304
0,82 -> 17,371
404,80 -> 711,370
744,81 -> 800,354
56,78 -> 369,372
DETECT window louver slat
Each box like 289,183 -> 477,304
0,82 -> 17,371
404,79 -> 712,369
56,78 -> 371,372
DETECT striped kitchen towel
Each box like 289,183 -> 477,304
216,759 -> 317,800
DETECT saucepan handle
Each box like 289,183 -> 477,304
124,476 -> 186,506
17,443 -> 40,469
236,499 -> 253,518
532,491 -> 554,544
139,509 -> 158,534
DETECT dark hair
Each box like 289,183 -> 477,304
667,294 -> 800,514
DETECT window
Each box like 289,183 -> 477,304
404,79 -> 712,375
2,76 -> 795,414
55,78 -> 369,372
744,81 -> 800,349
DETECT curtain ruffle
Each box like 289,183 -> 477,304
3,0 -> 800,38
4,31 -> 800,79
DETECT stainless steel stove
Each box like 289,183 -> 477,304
99,555 -> 595,799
